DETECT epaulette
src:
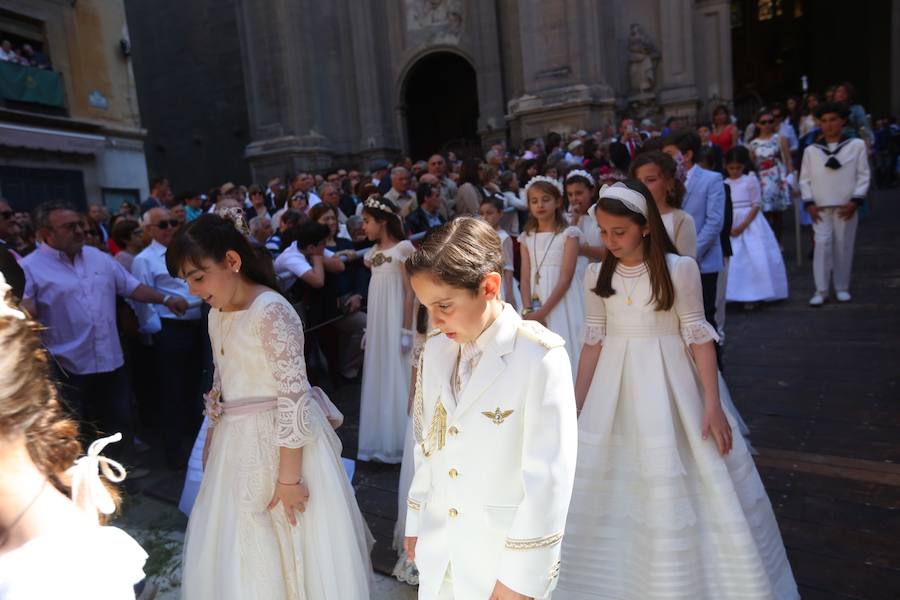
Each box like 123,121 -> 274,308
427,327 -> 442,339
517,320 -> 565,349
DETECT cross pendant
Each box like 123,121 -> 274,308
535,272 -> 541,285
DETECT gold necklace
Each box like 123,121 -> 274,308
618,264 -> 646,306
218,311 -> 238,355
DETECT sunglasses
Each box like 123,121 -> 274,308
152,219 -> 180,230
0,210 -> 13,220
759,119 -> 774,125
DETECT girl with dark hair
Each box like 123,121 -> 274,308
798,92 -> 822,139
564,169 -> 604,287
629,150 -> 697,258
455,157 -> 483,216
556,180 -> 798,600
165,214 -> 373,600
0,274 -> 148,598
710,104 -> 737,154
749,107 -> 794,243
519,177 -> 584,377
357,196 -> 416,464
723,146 -> 788,306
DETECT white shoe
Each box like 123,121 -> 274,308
808,292 -> 826,307
836,291 -> 852,302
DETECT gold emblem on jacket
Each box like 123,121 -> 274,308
482,407 -> 514,425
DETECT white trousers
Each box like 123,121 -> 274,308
812,207 -> 858,293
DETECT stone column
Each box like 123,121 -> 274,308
657,0 -> 700,120
507,0 -> 616,143
237,0 -> 333,181
695,0 -> 734,113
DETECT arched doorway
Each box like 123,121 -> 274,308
403,52 -> 479,160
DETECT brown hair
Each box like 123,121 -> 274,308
591,179 -> 678,311
307,203 -> 337,223
628,151 -> 686,209
0,303 -> 120,519
523,180 -> 567,234
405,217 -> 502,294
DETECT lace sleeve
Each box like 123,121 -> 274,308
581,264 -> 606,346
256,298 -> 316,448
672,256 -> 719,346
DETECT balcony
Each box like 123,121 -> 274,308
0,61 -> 66,115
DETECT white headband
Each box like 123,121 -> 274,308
524,175 -> 563,196
599,183 -> 648,218
565,169 -> 595,187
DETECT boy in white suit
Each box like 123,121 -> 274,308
404,217 -> 578,600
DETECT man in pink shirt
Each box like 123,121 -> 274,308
21,201 -> 188,454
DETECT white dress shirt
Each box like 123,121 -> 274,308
131,240 -> 201,333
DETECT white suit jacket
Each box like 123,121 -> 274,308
406,305 -> 578,599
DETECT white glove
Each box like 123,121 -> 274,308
360,329 -> 367,350
400,328 -> 414,354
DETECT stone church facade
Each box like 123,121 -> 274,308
236,0 -> 734,183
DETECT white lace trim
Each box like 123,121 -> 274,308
257,300 -> 316,448
582,323 -> 606,346
680,321 -> 720,345
564,225 -> 583,239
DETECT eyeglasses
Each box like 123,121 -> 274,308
759,119 -> 774,125
151,219 -> 180,230
0,210 -> 13,220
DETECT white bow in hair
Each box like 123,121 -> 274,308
66,433 -> 127,521
0,273 -> 25,320
599,183 -> 649,218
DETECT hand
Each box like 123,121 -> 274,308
730,227 -> 743,237
404,536 -> 417,562
267,480 -> 310,526
702,404 -> 733,456
523,309 -> 546,323
166,296 -> 189,316
347,294 -> 362,313
489,580 -> 532,600
837,201 -> 858,221
805,204 -> 822,224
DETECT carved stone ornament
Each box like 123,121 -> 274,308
628,23 -> 660,95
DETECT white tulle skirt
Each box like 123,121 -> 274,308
726,209 -> 789,302
181,399 -> 373,600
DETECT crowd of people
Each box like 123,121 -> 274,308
0,38 -> 51,69
0,79 -> 885,599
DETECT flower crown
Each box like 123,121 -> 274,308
565,169 -> 595,188
524,175 -> 563,196
363,195 -> 397,215
215,206 -> 251,238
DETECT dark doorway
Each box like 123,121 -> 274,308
730,0 -> 891,125
404,52 -> 480,160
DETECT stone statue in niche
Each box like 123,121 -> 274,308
406,0 -> 463,34
628,23 -> 660,94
